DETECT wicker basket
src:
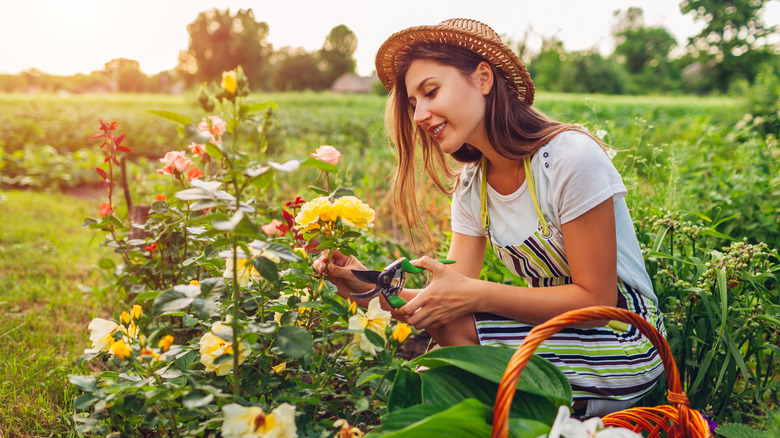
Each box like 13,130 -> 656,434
491,306 -> 712,438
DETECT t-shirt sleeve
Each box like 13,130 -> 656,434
545,132 -> 627,224
450,166 -> 486,237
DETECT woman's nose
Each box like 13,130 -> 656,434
413,103 -> 430,126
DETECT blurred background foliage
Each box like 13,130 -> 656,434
0,2 -> 777,97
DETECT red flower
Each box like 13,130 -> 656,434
145,243 -> 158,252
155,194 -> 167,202
99,202 -> 111,217
187,167 -> 204,181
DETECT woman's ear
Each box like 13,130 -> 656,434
474,61 -> 494,95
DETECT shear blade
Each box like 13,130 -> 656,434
352,269 -> 382,285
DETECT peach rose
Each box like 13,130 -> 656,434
311,145 -> 341,165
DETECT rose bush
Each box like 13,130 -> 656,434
71,66 -> 572,437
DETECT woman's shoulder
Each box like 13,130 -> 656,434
545,129 -> 602,154
537,129 -> 609,171
454,161 -> 482,192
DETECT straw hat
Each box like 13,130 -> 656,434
375,18 -> 534,105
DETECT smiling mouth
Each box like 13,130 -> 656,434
432,122 -> 446,135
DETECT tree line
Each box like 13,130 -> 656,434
1,2 -> 778,96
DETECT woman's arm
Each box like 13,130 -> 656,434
401,198 -> 618,329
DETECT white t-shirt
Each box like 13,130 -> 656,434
450,130 -> 657,303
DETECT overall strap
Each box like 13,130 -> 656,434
480,155 -> 550,237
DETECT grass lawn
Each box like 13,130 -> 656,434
0,190 -> 105,437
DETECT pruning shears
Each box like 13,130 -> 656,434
350,257 -> 455,308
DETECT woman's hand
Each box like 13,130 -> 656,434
397,256 -> 477,330
312,250 -> 373,300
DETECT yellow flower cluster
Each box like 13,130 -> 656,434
85,304 -> 144,360
294,196 -> 375,234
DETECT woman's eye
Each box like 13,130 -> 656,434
425,88 -> 438,98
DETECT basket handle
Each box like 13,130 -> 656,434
490,306 -> 694,438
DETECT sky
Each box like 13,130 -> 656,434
2,0 -> 779,77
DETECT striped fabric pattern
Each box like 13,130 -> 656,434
474,279 -> 665,401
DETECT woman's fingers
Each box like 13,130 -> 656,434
410,255 -> 443,274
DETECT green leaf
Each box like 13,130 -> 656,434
199,277 -> 227,298
370,399 -> 492,438
716,423 -> 769,438
147,110 -> 192,125
73,393 -> 98,410
419,365 -> 558,423
68,375 -> 97,393
244,100 -> 277,115
364,327 -> 386,348
330,187 -> 355,198
97,257 -> 116,270
411,345 -> 571,403
252,256 -> 279,283
308,185 -> 329,195
249,241 -> 302,263
507,418 -> 552,438
301,156 -> 339,173
387,368 -> 422,412
700,228 -> 738,241
183,393 -> 214,409
153,289 -> 194,314
277,326 -> 314,358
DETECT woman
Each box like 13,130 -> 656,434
315,18 -> 664,417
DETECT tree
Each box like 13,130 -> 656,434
185,8 -> 273,89
319,25 -> 357,85
528,38 -> 566,91
680,0 -> 779,92
612,8 -> 679,93
104,58 -> 146,93
272,48 -> 328,91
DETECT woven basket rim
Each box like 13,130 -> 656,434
490,306 -> 712,438
375,18 -> 534,105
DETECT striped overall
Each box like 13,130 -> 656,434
474,156 -> 665,402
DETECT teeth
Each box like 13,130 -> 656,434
433,123 -> 446,135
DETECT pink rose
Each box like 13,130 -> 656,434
198,116 -> 227,143
209,116 -> 227,137
188,142 -> 207,157
261,219 -> 284,236
311,145 -> 341,165
157,151 -> 193,175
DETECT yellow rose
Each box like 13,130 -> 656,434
158,334 -> 174,352
333,196 -> 375,230
198,322 -> 250,375
392,323 -> 412,343
110,339 -> 132,360
221,403 -> 297,438
221,70 -> 238,94
294,196 -> 333,232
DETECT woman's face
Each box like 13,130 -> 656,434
404,59 -> 490,154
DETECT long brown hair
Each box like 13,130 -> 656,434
386,44 -> 594,252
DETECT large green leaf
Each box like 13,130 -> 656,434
369,399 -> 492,438
387,368 -> 422,412
146,109 -> 192,126
153,289 -> 194,314
411,345 -> 571,404
419,365 -> 558,423
301,156 -> 339,173
277,326 -> 314,358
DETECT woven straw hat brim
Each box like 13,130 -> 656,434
375,19 -> 534,105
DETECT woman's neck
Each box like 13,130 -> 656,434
485,153 -> 526,196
